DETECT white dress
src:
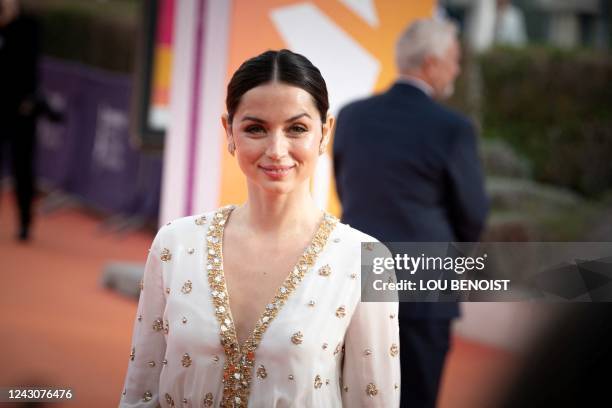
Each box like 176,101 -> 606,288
120,206 -> 400,407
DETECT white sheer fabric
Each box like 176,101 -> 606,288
120,207 -> 400,407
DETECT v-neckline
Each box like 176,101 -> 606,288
205,205 -> 337,407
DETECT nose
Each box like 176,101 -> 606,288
266,131 -> 289,160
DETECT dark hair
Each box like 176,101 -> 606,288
226,49 -> 329,124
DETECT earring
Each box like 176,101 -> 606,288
228,142 -> 235,155
319,144 -> 327,155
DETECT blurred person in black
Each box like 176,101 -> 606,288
0,0 -> 39,241
498,305 -> 612,407
333,18 -> 489,408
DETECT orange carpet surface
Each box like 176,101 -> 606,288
0,193 -> 517,407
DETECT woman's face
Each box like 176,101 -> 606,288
223,82 -> 332,195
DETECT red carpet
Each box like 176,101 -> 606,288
0,193 -> 518,407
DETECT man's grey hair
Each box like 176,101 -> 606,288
395,18 -> 458,72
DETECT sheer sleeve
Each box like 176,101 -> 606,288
341,300 -> 401,407
119,229 -> 167,407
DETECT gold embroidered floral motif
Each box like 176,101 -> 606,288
160,248 -> 172,262
165,393 -> 174,406
182,353 -> 192,367
163,319 -> 169,334
205,206 -> 337,407
256,365 -> 267,379
314,375 -> 323,389
203,392 -> 213,406
181,280 -> 192,294
366,383 -> 378,397
195,215 -> 207,225
129,347 -> 135,361
318,264 -> 331,276
336,306 -> 346,318
142,391 -> 152,401
291,332 -> 303,345
390,343 -> 399,357
152,318 -> 163,332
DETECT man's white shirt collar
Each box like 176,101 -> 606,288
397,76 -> 434,97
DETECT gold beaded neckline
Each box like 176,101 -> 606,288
205,206 -> 337,407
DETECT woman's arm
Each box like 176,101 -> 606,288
119,230 -> 168,407
341,300 -> 401,407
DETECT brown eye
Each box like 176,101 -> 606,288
289,125 -> 307,134
245,125 -> 265,134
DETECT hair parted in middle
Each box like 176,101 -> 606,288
225,49 -> 329,125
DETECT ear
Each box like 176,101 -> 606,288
221,113 -> 234,145
320,113 -> 335,155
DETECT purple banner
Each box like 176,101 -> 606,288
37,58 -> 162,220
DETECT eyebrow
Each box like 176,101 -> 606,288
240,113 -> 312,123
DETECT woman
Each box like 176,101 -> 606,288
120,49 -> 400,407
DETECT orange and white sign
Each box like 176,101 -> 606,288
160,0 -> 435,225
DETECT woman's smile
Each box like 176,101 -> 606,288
258,164 -> 296,180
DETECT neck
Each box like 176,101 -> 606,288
235,181 -> 322,235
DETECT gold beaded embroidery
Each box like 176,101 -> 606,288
390,343 -> 399,357
366,383 -> 378,397
314,375 -> 323,389
143,391 -> 152,401
129,347 -> 135,361
203,392 -> 214,406
364,349 -> 372,356
205,206 -> 337,407
139,279 -> 144,291
334,343 -> 342,356
318,264 -> 331,276
288,374 -> 294,380
148,361 -> 155,367
160,248 -> 172,262
165,393 -> 174,406
291,332 -> 303,345
256,365 -> 267,379
163,319 -> 169,334
152,318 -> 163,332
343,385 -> 349,392
182,353 -> 192,367
195,215 -> 207,225
335,306 -> 346,318
181,280 -> 192,294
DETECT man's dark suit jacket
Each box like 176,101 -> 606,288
333,82 -> 489,319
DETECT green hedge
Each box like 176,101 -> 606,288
457,46 -> 612,198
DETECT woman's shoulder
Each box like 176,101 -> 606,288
333,219 -> 381,246
155,205 -> 235,239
